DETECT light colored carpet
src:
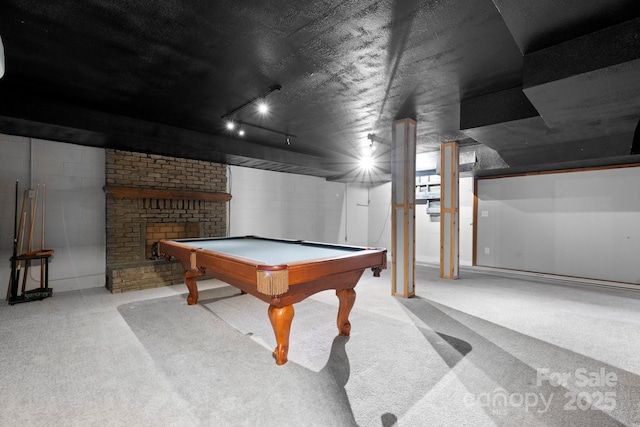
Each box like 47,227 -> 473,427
118,285 -> 451,426
1,265 -> 640,426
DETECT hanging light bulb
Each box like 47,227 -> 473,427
257,101 -> 269,115
360,155 -> 374,171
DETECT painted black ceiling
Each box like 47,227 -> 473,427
1,0 -> 639,181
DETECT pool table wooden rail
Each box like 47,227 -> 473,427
158,238 -> 386,305
157,237 -> 387,365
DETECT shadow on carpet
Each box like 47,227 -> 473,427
399,296 -> 640,426
117,286 -> 439,426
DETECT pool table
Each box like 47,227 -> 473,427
158,236 -> 387,365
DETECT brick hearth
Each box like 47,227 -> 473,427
104,150 -> 229,293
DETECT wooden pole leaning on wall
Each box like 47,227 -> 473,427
6,181 -> 20,301
40,184 -> 46,287
17,193 -> 27,265
391,118 -> 417,298
21,185 -> 39,294
6,187 -> 28,301
7,183 -> 54,305
439,141 -> 459,279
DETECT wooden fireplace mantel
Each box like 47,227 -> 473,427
104,185 -> 232,202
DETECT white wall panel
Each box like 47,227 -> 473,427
228,166 -> 369,246
476,166 -> 640,284
0,134 -> 105,291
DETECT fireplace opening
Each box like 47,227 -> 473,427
145,222 -> 199,259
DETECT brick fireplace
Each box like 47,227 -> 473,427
104,150 -> 230,293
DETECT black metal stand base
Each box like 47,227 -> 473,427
9,287 -> 53,305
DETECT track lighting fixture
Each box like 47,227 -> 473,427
367,133 -> 390,146
221,84 -> 282,120
230,120 -> 295,143
221,84 -> 294,143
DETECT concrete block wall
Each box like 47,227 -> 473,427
0,134 -> 105,292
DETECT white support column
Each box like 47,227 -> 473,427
440,141 -> 459,279
391,118 -> 416,298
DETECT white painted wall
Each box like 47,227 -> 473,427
415,202 -> 440,264
409,177 -> 475,266
459,177 -> 474,266
368,182 -> 392,250
8,133 -> 638,290
227,166 -> 370,246
476,167 -> 640,284
0,134 -> 105,291
226,166 -> 476,267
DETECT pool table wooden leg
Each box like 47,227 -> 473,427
268,304 -> 294,365
183,270 -> 201,305
336,288 -> 356,336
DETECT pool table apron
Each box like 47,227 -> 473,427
162,241 -> 384,365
